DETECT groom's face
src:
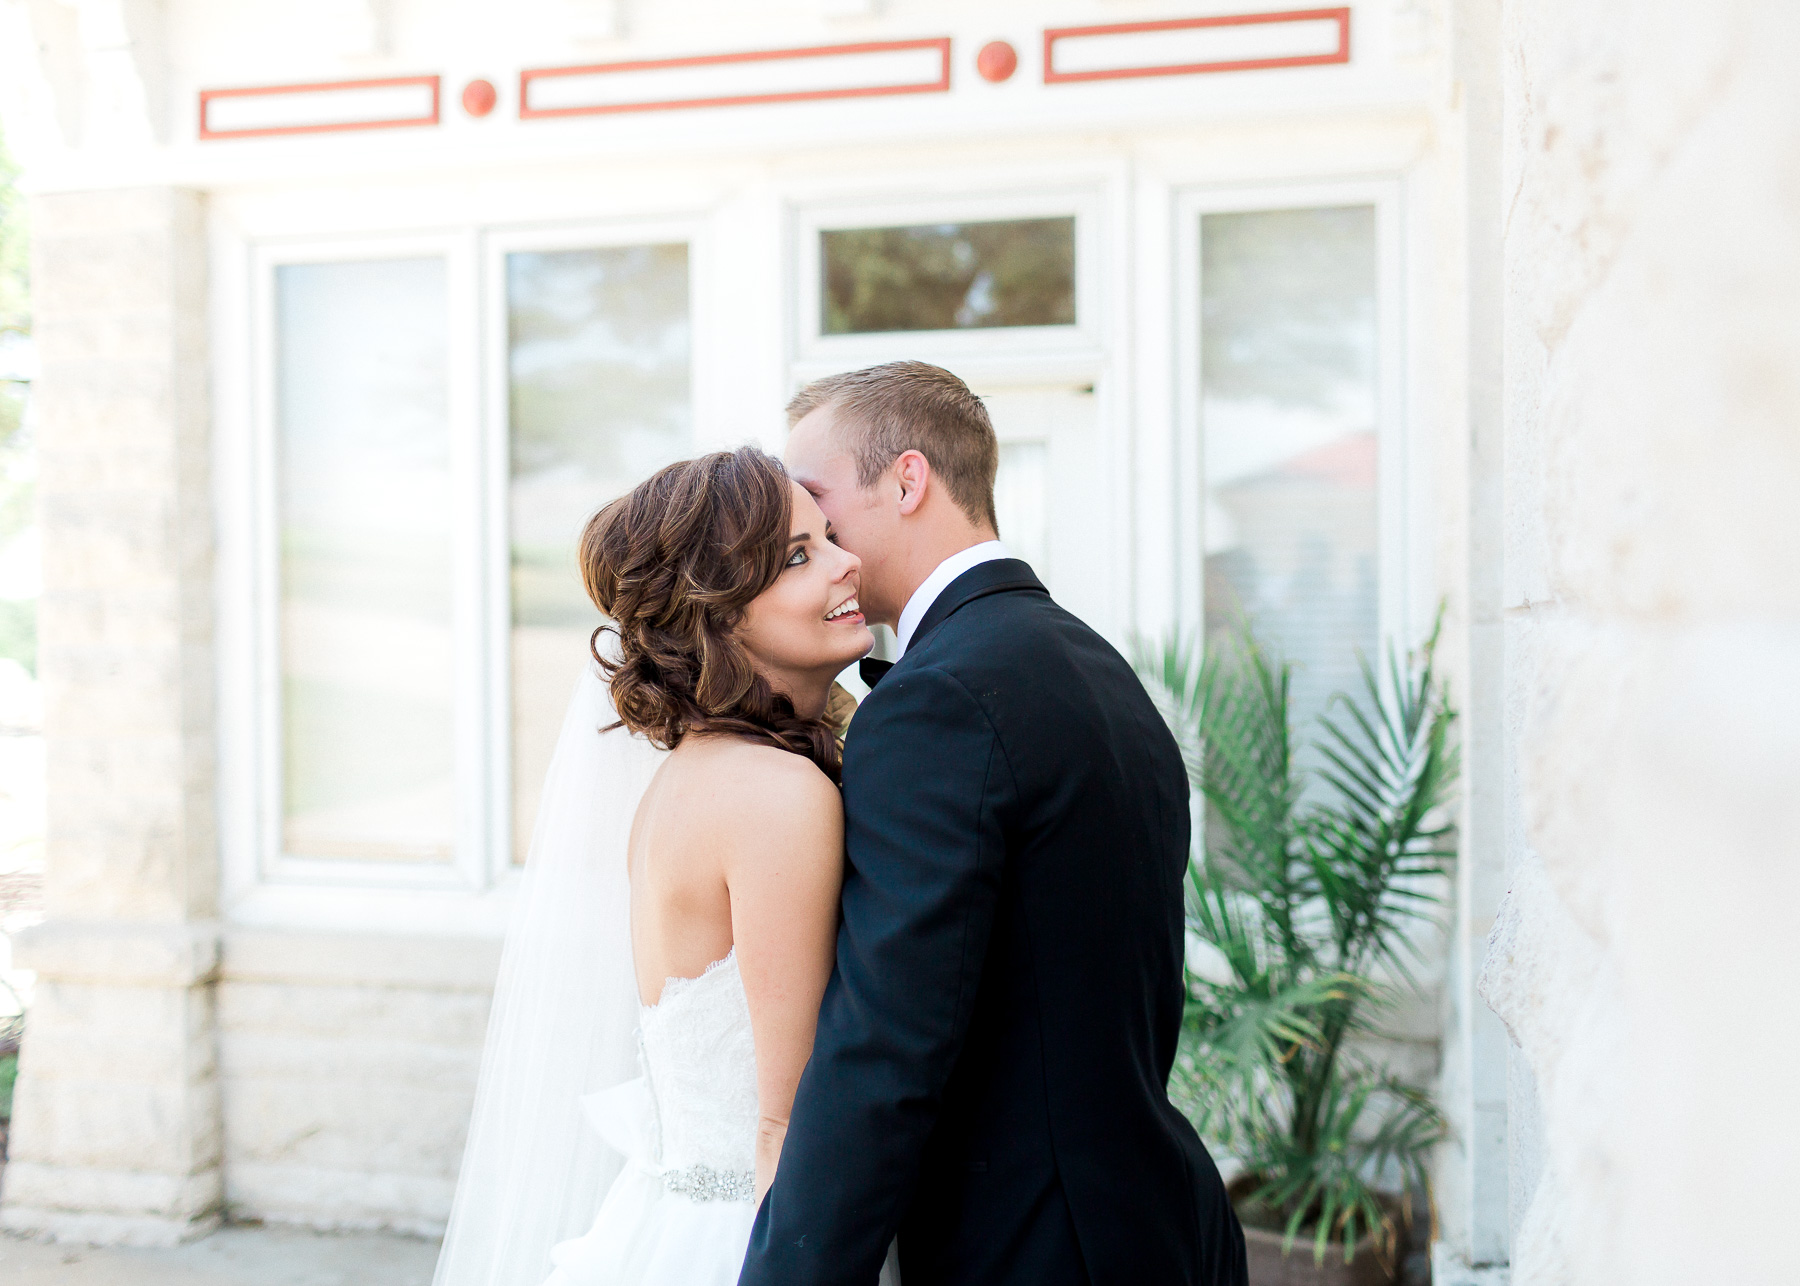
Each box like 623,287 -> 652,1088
785,403 -> 905,629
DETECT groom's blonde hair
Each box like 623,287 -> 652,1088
786,361 -> 999,530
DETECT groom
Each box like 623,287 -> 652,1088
740,362 -> 1246,1286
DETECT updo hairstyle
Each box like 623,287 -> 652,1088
580,447 -> 842,781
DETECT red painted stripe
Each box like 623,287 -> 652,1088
519,37 -> 952,120
1042,7 -> 1350,84
199,74 -> 441,140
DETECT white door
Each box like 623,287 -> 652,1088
980,383 -> 1107,632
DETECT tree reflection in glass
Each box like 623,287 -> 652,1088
1200,206 -> 1379,752
822,217 -> 1075,334
507,244 -> 690,860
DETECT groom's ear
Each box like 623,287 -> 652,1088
894,450 -> 930,517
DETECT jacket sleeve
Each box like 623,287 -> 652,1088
739,666 -> 1012,1286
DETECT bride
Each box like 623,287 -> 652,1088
433,446 -> 892,1286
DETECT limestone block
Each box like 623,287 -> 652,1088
30,311 -> 180,364
1504,0 -> 1800,619
38,497 -> 186,592
224,1079 -> 478,1176
220,928 -> 505,991
218,980 -> 492,1048
211,931 -> 498,1229
12,921 -> 220,987
0,1163 -> 221,1222
38,588 -> 186,651
30,232 -> 187,317
225,1163 -> 456,1236
220,1029 -> 482,1091
9,1073 -> 220,1175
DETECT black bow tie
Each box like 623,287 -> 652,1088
860,657 -> 894,689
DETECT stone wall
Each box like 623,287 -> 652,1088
217,931 -> 498,1234
1481,2 -> 1800,1283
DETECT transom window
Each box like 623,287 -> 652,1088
820,217 -> 1076,335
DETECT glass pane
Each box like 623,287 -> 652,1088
276,258 -> 454,862
822,217 -> 1075,334
508,244 -> 690,862
1200,206 -> 1378,742
994,441 -> 1049,579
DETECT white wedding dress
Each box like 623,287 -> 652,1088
432,666 -> 896,1286
543,949 -> 900,1286
542,950 -> 760,1285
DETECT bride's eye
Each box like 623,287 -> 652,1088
785,547 -> 808,568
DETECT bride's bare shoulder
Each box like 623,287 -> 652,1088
665,736 -> 841,832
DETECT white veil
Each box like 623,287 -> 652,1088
434,660 -> 664,1286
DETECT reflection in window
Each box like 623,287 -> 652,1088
276,258 -> 454,861
822,217 -> 1075,334
508,244 -> 690,861
1200,206 -> 1378,741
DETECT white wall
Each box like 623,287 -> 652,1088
1482,2 -> 1800,1282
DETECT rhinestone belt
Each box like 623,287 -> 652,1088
662,1164 -> 755,1203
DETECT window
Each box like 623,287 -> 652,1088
248,230 -> 692,892
505,243 -> 692,862
274,257 -> 455,862
1197,204 -> 1381,739
820,217 -> 1076,334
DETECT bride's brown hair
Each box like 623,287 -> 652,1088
580,447 -> 842,782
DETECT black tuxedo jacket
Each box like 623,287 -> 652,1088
740,560 -> 1246,1286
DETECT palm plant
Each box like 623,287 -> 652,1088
1136,618 -> 1458,1270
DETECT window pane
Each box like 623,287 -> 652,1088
508,244 -> 690,862
276,258 -> 454,862
1200,206 -> 1378,740
821,217 -> 1075,334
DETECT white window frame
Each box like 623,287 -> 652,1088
1171,178 -> 1409,655
238,231 -> 488,896
792,187 -> 1106,374
479,216 -> 706,883
223,215 -> 708,919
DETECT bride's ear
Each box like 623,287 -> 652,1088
894,450 -> 930,517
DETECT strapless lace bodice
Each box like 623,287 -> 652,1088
547,949 -> 901,1286
578,951 -> 758,1204
639,952 -> 758,1178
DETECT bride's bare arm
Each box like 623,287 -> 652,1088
717,745 -> 846,1202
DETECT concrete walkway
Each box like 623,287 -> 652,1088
0,1226 -> 440,1285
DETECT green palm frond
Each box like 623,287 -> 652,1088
1135,610 -> 1458,1264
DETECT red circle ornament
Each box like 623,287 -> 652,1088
461,79 -> 498,118
976,41 -> 1018,84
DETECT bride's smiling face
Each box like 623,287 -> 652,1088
736,482 -> 873,699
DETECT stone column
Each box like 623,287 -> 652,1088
0,187 -> 220,1245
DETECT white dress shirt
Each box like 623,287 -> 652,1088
893,540 -> 1011,659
